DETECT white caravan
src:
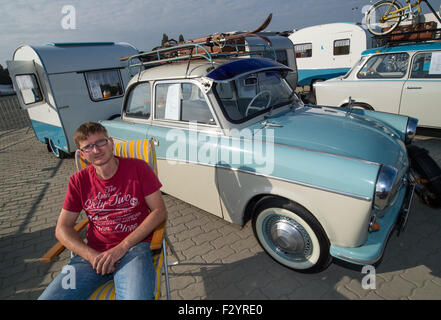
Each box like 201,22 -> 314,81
7,42 -> 138,157
288,23 -> 372,87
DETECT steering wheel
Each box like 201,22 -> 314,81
245,90 -> 272,117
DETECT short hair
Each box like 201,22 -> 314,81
73,122 -> 109,148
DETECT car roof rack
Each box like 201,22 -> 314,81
123,42 -> 277,76
373,24 -> 441,47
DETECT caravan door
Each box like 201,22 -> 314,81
7,60 -> 67,154
7,60 -> 45,109
332,35 -> 352,69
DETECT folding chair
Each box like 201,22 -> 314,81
40,138 -> 172,300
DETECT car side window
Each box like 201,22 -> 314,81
125,82 -> 151,119
357,53 -> 409,79
155,82 -> 216,125
410,51 -> 441,79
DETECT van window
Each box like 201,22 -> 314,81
15,74 -> 43,105
357,53 -> 409,79
410,51 -> 441,79
334,39 -> 350,56
125,82 -> 151,119
294,43 -> 312,58
85,69 -> 124,101
155,82 -> 216,125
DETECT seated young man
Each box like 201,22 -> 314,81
39,122 -> 167,300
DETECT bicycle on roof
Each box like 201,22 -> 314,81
365,0 -> 441,36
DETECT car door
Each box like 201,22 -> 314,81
353,52 -> 409,114
148,80 -> 224,218
400,50 -> 441,128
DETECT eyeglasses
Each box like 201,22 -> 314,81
80,138 -> 109,153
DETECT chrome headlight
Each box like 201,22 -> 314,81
405,117 -> 418,144
374,165 -> 398,211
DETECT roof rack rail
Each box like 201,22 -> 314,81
124,42 -> 277,76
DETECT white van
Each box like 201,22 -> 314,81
7,42 -> 138,157
288,23 -> 373,87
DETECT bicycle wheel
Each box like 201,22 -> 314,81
366,1 -> 402,36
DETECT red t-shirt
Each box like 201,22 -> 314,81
63,157 -> 162,252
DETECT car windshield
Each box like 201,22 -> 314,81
343,56 -> 368,79
213,70 -> 294,123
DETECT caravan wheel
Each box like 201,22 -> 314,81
48,139 -> 68,159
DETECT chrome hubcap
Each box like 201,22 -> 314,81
264,214 -> 313,262
270,220 -> 305,254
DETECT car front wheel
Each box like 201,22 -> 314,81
252,197 -> 332,273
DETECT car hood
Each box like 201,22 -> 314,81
246,106 -> 408,168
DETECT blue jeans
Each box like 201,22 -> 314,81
38,242 -> 155,300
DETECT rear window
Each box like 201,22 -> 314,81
15,74 -> 43,105
125,82 -> 151,119
410,51 -> 441,79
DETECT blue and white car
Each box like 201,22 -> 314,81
101,49 -> 417,273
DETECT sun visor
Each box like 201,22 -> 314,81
205,58 -> 293,82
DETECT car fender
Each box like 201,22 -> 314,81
217,166 -> 373,248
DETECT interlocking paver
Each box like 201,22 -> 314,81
1,128 -> 441,300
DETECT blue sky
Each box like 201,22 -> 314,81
1,0 -> 441,67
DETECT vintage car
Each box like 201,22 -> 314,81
100,45 -> 418,273
313,41 -> 441,129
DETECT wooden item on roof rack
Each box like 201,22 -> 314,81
186,13 -> 273,50
381,21 -> 439,43
120,13 -> 273,62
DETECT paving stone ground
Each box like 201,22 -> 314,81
1,128 -> 440,300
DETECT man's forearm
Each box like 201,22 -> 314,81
92,206 -> 167,275
55,225 -> 98,263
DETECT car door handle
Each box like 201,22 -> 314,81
406,86 -> 422,89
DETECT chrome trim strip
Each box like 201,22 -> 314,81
143,122 -> 383,168
156,156 -> 372,202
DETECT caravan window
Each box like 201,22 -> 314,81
334,39 -> 350,56
294,43 -> 312,58
85,69 -> 124,101
15,74 -> 43,105
125,82 -> 151,119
